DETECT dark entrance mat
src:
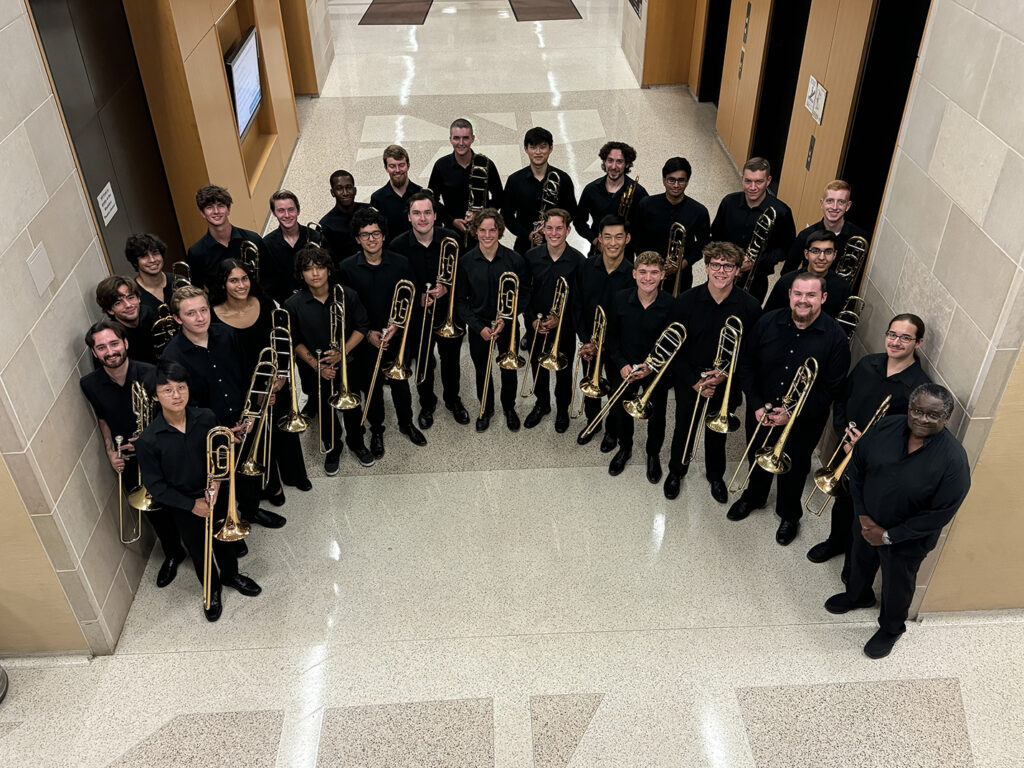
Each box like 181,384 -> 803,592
359,0 -> 434,26
508,0 -> 582,22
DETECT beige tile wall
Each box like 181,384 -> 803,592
307,0 -> 334,92
858,0 -> 1024,616
0,2 -> 151,655
620,0 -> 646,85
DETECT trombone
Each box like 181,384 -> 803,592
741,206 -> 777,292
579,322 -> 687,439
240,240 -> 260,284
834,235 -> 869,287
480,271 -> 524,420
521,276 -> 570,398
804,394 -> 891,516
665,222 -> 687,297
836,295 -> 866,340
465,155 -> 490,247
680,316 -> 743,466
171,261 -> 192,290
416,236 -> 461,384
115,435 -> 141,545
618,176 -> 639,220
271,309 -> 309,433
127,382 -> 158,514
361,279 -> 416,426
328,285 -> 361,412
530,170 -> 561,244
306,221 -> 326,249
203,426 -> 251,611
729,357 -> 818,493
237,347 -> 279,488
569,305 -> 609,419
151,303 -> 178,356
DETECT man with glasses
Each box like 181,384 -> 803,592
95,276 -> 158,363
824,383 -> 970,658
635,157 -> 711,293
664,242 -> 761,501
763,230 -> 850,318
782,180 -> 867,275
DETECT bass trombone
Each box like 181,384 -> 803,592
530,170 -> 561,245
171,261 -> 192,290
115,435 -> 141,545
834,235 -> 869,287
618,176 -> 639,220
569,305 -> 608,418
521,276 -> 570,398
680,316 -> 743,466
271,309 -> 309,433
203,426 -> 251,610
741,206 -> 776,292
480,271 -> 524,419
465,154 -> 491,247
240,240 -> 260,284
416,236 -> 461,384
237,347 -> 279,487
836,295 -> 866,340
151,303 -> 178,356
665,222 -> 687,297
328,285 -> 361,412
127,381 -> 158,514
362,279 -> 416,426
804,394 -> 891,516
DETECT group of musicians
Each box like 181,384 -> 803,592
78,119 -> 970,659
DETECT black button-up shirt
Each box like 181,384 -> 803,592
847,415 -> 970,546
427,152 -> 504,230
523,243 -> 585,326
606,288 -> 675,371
136,406 -> 217,511
670,284 -> 761,387
120,304 -> 158,365
635,194 -> 712,276
833,353 -> 931,435
135,274 -> 173,315
711,192 -> 796,267
782,218 -> 869,274
501,165 -> 578,253
575,176 -> 649,243
369,181 -> 423,243
80,360 -> 156,440
337,250 -> 415,330
390,227 -> 460,338
762,269 -> 851,319
455,245 -> 531,336
262,226 -> 319,302
285,284 -> 370,355
572,254 -> 635,341
186,226 -> 269,290
161,324 -> 246,426
319,203 -> 368,264
738,308 -> 850,421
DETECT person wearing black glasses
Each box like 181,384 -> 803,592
762,230 -> 850,318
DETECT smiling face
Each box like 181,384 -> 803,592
821,188 -> 851,226
542,215 -> 569,249
385,157 -> 409,187
475,217 -> 499,249
272,198 -> 299,230
663,170 -> 689,203
526,142 -> 552,169
805,239 -> 837,275
175,295 -> 211,335
633,262 -> 665,295
885,319 -> 922,363
907,393 -> 949,439
788,277 -> 825,324
705,256 -> 739,291
408,199 -> 436,236
603,149 -> 626,182
741,169 -> 770,206
450,126 -> 474,160
91,329 -> 128,370
137,250 -> 164,277
109,284 -> 141,324
357,224 -> 384,258
225,267 -> 251,301
598,224 -> 629,261
201,201 -> 229,228
330,175 -> 356,207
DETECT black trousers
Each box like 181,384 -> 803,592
363,351 -> 414,432
468,323 -> 520,415
123,457 -> 185,559
606,370 -> 668,455
846,526 -> 933,635
262,396 -> 309,490
525,324 -> 575,411
667,381 -> 728,479
416,334 -> 464,410
167,501 -> 238,591
307,367 -> 367,456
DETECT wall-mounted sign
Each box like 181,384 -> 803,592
805,75 -> 827,125
97,181 -> 118,226
629,0 -> 642,19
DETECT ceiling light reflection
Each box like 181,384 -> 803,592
649,512 -> 666,558
328,540 -> 341,561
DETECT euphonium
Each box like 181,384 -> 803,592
270,308 -> 309,433
203,425 -> 251,610
328,285 -> 360,411
237,347 -> 279,486
836,295 -> 866,340
171,261 -> 192,290
618,176 -> 639,219
480,271 -> 523,419
361,279 -> 417,426
741,206 -> 777,292
240,240 -> 260,284
834,235 -> 869,286
127,382 -> 159,512
151,303 -> 178,355
681,315 -> 743,466
569,305 -> 609,419
665,222 -> 687,297
804,394 -> 891,516
416,237 -> 462,385
115,435 -> 141,545
522,276 -> 570,398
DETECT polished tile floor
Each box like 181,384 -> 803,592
4,1 -> 1024,766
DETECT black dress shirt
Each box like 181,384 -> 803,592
136,406 -> 217,511
211,295 -> 277,380
337,250 -> 415,330
319,203 -> 368,264
135,274 -> 173,315
711,192 -> 796,267
575,176 -> 649,243
389,227 -> 460,293
262,226 -> 318,302
738,308 -> 850,421
427,153 -> 504,229
606,289 -> 675,371
847,415 -> 970,546
572,254 -> 637,343
670,285 -> 762,387
783,218 -> 869,274
121,304 -> 158,365
80,360 -> 156,440
161,324 -> 246,426
833,353 -> 931,435
455,245 -> 531,336
763,269 -> 851,318
524,243 -> 585,324
369,181 -> 423,243
635,194 -> 712,277
186,226 -> 269,291
285,285 -> 369,355
501,166 -> 578,252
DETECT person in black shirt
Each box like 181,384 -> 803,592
185,185 -> 270,291
572,215 -> 636,449
711,157 -> 796,302
390,191 -> 469,428
635,157 -> 712,295
604,251 -> 675,481
262,190 -> 321,303
501,126 -> 578,254
522,208 -> 585,432
666,242 -> 761,502
339,207 -> 427,456
319,170 -> 367,264
79,320 -> 185,587
125,233 -> 173,315
95,276 -> 157,364
427,118 -> 504,246
825,384 -> 970,659
455,208 -> 531,432
136,360 -> 262,622
729,273 -> 851,545
807,313 -> 932,575
575,142 -> 648,254
370,145 -> 423,245
781,180 -> 868,276
763,230 -> 851,318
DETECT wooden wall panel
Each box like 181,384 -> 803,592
716,0 -> 774,166
280,0 -> 319,94
169,0 -> 216,58
688,0 -> 709,94
641,0 -> 696,86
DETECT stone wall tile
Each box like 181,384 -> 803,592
57,568 -> 101,623
959,416 -> 994,471
1,337 -> 56,442
4,448 -> 54,515
883,153 -> 951,267
920,0 -> 1000,116
893,248 -> 957,362
978,34 -> 1024,155
25,97 -> 75,196
32,373 -> 97,503
32,277 -> 92,397
865,218 -> 908,306
29,512 -> 78,571
983,149 -> 1024,263
27,175 -> 96,288
900,76 -> 948,170
101,567 -> 134,642
0,15 -> 51,138
78,496 -> 124,612
971,347 -> 1019,417
0,381 -> 26,452
54,461 -> 102,562
0,231 -> 53,371
0,125 -> 48,256
936,307 -> 989,406
928,102 -> 1006,224
974,0 -> 1024,47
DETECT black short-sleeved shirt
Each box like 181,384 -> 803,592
523,243 -> 585,326
762,269 -> 851,319
782,218 -> 870,274
319,203 -> 368,264
501,165 -> 578,253
455,245 -> 531,336
79,360 -> 157,440
635,194 -> 712,276
336,250 -> 415,331
186,226 -> 269,290
711,192 -> 796,267
161,323 -> 246,426
369,181 -> 423,244
135,274 -> 173,315
571,254 -> 635,342
833,353 -> 931,436
262,226 -> 319,302
575,176 -> 649,244
136,406 -> 217,511
285,285 -> 370,358
670,284 -> 762,387
427,153 -> 504,229
606,288 -> 675,372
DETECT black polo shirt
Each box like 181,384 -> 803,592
635,194 -> 712,276
762,269 -> 851,319
336,250 -> 415,330
319,203 -> 368,264
427,152 -> 504,229
135,274 -> 173,315
369,181 -> 423,243
186,226 -> 268,291
738,307 -> 850,421
711,192 -> 796,267
670,284 -> 762,386
501,165 -> 578,252
833,353 -> 931,435
285,284 -> 370,356
606,288 -> 675,371
782,218 -> 869,274
575,176 -> 649,243
572,254 -> 635,342
161,323 -> 246,426
847,415 -> 970,546
80,360 -> 156,440
136,406 -> 217,511
262,226 -> 317,302
523,243 -> 584,325
455,245 -> 531,336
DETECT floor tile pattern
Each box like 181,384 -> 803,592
530,693 -> 603,767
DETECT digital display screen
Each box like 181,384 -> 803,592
226,27 -> 261,139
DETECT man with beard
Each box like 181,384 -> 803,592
575,142 -> 648,254
370,145 -> 422,245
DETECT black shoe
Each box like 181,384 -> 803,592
824,591 -> 877,615
599,432 -> 617,453
807,540 -> 843,564
204,590 -> 222,622
524,404 -> 550,429
370,432 -> 385,458
400,423 -> 428,446
476,413 -> 491,432
156,552 -> 185,588
726,499 -> 754,521
775,520 -> 799,546
520,335 -> 530,350
554,410 -> 570,433
646,454 -> 662,484
864,628 -> 903,659
294,479 -> 312,492
249,508 -> 287,529
352,446 -> 375,467
708,478 -> 728,504
222,573 -> 262,597
324,452 -> 341,476
264,489 -> 286,507
417,408 -> 434,430
609,446 -> 631,476
447,399 -> 470,425
235,541 -> 248,558
663,472 -> 681,500
505,409 -> 520,431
